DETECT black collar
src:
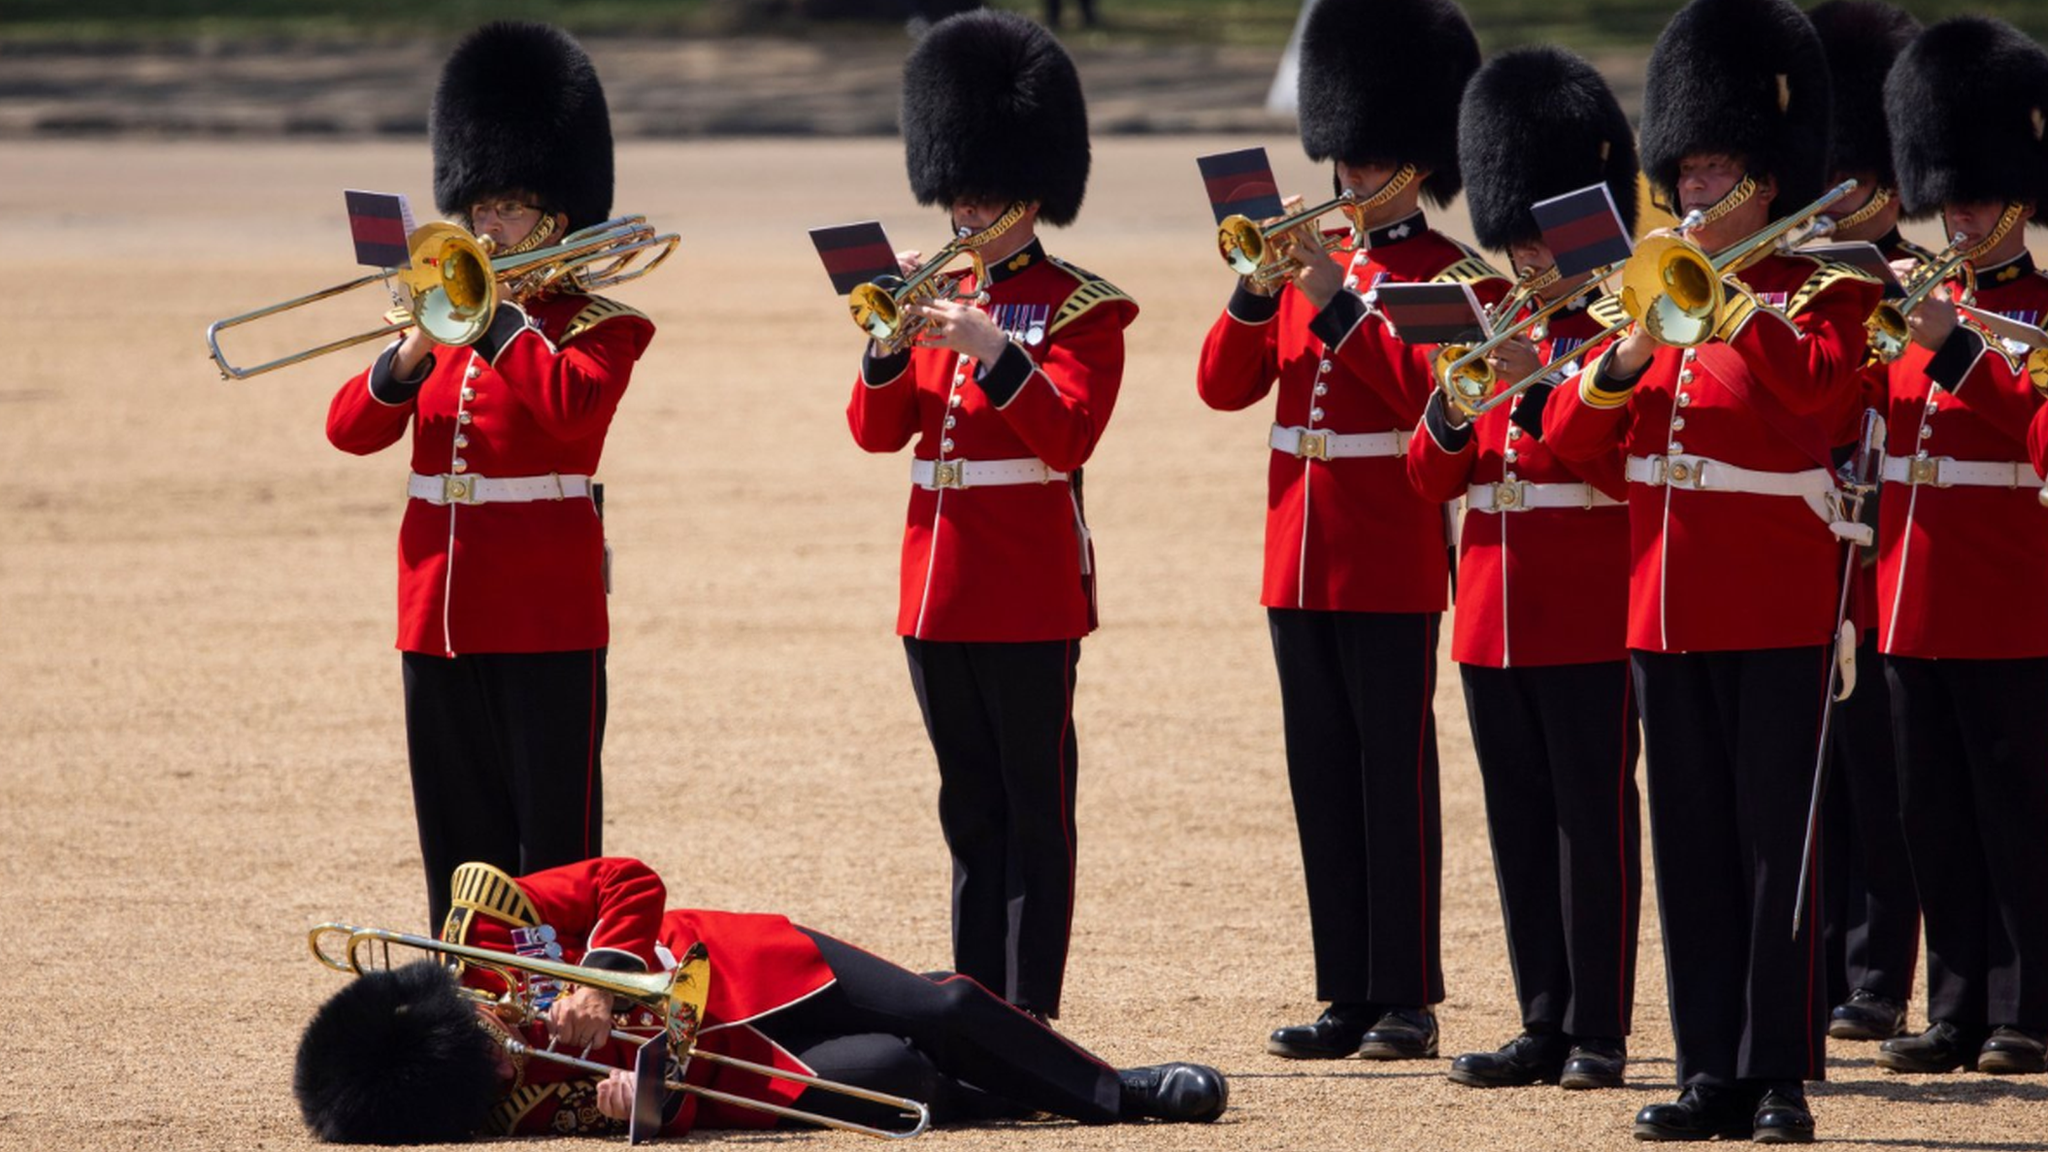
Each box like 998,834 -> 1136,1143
983,239 -> 1046,286
1361,211 -> 1427,251
1978,249 -> 2037,285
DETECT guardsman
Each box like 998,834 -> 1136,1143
1872,15 -> 2048,1078
1198,0 -> 1506,1062
325,23 -> 654,932
1408,45 -> 1641,1093
845,9 -> 1136,1022
293,858 -> 1227,1142
1805,0 -> 1925,1047
1542,0 -> 1882,1139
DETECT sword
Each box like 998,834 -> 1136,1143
1790,407 -> 1886,940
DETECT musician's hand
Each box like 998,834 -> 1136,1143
545,985 -> 615,1052
1608,326 -> 1658,378
1486,334 -> 1543,386
1285,227 -> 1346,311
596,1070 -> 637,1122
390,312 -> 435,380
895,250 -> 923,278
908,297 -> 1008,363
1907,283 -> 1959,350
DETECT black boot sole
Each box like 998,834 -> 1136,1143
1357,1038 -> 1438,1060
1447,1065 -> 1560,1088
1828,1017 -> 1905,1042
1631,1121 -> 1719,1142
1265,1038 -> 1361,1059
1753,1124 -> 1816,1144
1874,1051 -> 1976,1074
1559,1066 -> 1625,1090
1977,1051 -> 2047,1075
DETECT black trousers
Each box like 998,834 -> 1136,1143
1885,655 -> 2048,1032
759,929 -> 1122,1126
1819,635 -> 1919,1006
1461,660 -> 1642,1039
401,649 -> 606,931
1268,608 -> 1442,1006
1632,646 -> 1830,1086
903,637 -> 1081,1017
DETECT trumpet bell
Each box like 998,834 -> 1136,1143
1621,234 -> 1723,348
850,278 -> 906,343
1433,343 -> 1495,414
1866,304 -> 1910,365
1217,215 -> 1267,277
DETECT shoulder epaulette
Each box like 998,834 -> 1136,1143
562,295 -> 649,342
1431,255 -> 1509,288
1046,255 -> 1135,336
487,1083 -> 562,1136
1785,258 -> 1881,318
1587,293 -> 1630,331
445,861 -> 541,940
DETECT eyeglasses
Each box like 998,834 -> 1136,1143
468,199 -> 540,223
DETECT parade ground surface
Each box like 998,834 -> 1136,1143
3,136 -> 2043,1151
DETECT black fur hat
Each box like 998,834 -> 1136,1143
1809,0 -> 1921,189
431,22 -> 615,231
901,9 -> 1091,227
1885,16 -> 2048,219
294,962 -> 501,1144
1640,0 -> 1833,221
1297,0 -> 1480,208
1458,47 -> 1639,251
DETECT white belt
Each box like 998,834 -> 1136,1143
1466,480 -> 1622,513
910,457 -> 1067,490
1880,455 -> 2031,489
1625,454 -> 1834,497
407,471 -> 592,506
1269,423 -> 1407,460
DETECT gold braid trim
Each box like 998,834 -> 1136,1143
1579,344 -> 1637,410
443,861 -> 541,944
1587,293 -> 1630,330
562,295 -> 649,342
1431,255 -> 1511,288
1046,257 -> 1134,336
1783,259 -> 1881,319
487,1083 -> 563,1136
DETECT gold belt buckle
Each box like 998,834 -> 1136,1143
1663,455 -> 1704,488
932,460 -> 966,489
1908,456 -> 1945,487
1493,479 -> 1526,510
442,474 -> 480,505
1296,430 -> 1330,460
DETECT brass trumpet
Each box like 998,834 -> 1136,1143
1217,191 -> 1361,291
848,202 -> 1026,355
206,215 -> 678,380
308,922 -> 932,1141
1866,234 -> 1976,365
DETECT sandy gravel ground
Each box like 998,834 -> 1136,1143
0,137 -> 2041,1151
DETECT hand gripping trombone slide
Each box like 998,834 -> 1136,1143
1789,408 -> 1886,940
307,922 -> 932,1143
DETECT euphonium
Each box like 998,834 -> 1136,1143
1618,178 -> 1859,347
1865,233 -> 1976,365
848,202 -> 1027,355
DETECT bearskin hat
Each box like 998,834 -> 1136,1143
1639,0 -> 1833,221
1458,47 -> 1639,252
1297,0 -> 1480,208
294,962 -> 500,1144
901,9 -> 1091,227
1809,1 -> 1920,190
1885,16 -> 2048,220
431,22 -> 615,232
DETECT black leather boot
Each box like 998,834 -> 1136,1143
1118,1063 -> 1228,1122
1877,1021 -> 1984,1073
1978,1026 -> 2048,1075
1632,1084 -> 1750,1141
1266,1002 -> 1378,1059
1828,989 -> 1907,1041
1357,1007 -> 1439,1060
1751,1083 -> 1814,1144
1559,1037 -> 1627,1090
1447,1032 -> 1566,1087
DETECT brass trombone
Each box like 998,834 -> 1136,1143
848,202 -> 1027,355
1462,181 -> 1859,411
207,215 -> 679,380
308,922 -> 932,1141
1434,261 -> 1627,418
1866,233 -> 1976,365
1217,191 -> 1361,291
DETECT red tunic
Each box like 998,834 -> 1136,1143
1406,303 -> 1630,667
1197,214 -> 1509,612
847,243 -> 1136,642
1876,252 -> 2048,659
442,857 -> 837,1138
1544,253 -> 1882,652
327,293 -> 654,656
